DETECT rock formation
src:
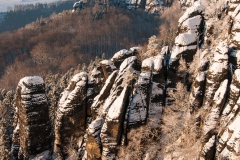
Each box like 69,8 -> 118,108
11,76 -> 51,159
4,0 -> 240,160
54,72 -> 88,159
168,1 -> 204,90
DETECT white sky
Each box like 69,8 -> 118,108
0,0 -> 62,12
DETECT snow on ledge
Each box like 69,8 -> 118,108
107,87 -> 128,120
119,56 -> 137,71
175,33 -> 197,46
235,69 -> 240,81
19,76 -> 44,87
71,72 -> 88,82
111,49 -> 132,61
179,1 -> 204,24
213,79 -> 228,105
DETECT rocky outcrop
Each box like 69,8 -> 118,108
85,117 -> 104,160
168,1 -> 204,87
203,43 -> 229,107
228,0 -> 240,49
90,70 -> 119,119
54,72 -> 88,159
87,65 -> 105,116
84,56 -> 139,159
216,69 -> 240,159
100,56 -> 138,159
201,79 -> 228,159
128,53 -> 165,127
100,86 -> 130,159
145,0 -> 165,13
111,47 -> 138,68
6,1 -> 240,160
85,71 -> 119,160
11,76 -> 51,159
100,60 -> 117,80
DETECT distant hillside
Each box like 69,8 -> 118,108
0,0 -> 75,33
0,7 -> 162,89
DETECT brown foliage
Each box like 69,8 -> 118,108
0,8 -> 160,90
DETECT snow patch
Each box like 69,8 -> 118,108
107,87 -> 128,120
179,1 -> 204,24
196,72 -> 206,82
119,56 -> 137,72
213,79 -> 228,105
175,33 -> 197,46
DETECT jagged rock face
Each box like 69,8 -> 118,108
12,76 -> 51,159
216,69 -> 240,159
168,1 -> 204,87
189,49 -> 209,112
203,43 -> 229,106
54,72 -> 88,158
85,56 -> 139,159
128,53 -> 165,127
100,86 -> 130,159
88,50 -> 165,159
85,71 -> 119,159
100,56 -> 138,159
100,60 -> 117,80
86,118 -> 104,160
228,0 -> 240,48
91,70 -> 119,119
194,42 -> 229,159
87,66 -> 105,116
201,79 -> 228,159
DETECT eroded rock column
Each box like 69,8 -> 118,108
54,72 -> 88,159
13,76 -> 51,159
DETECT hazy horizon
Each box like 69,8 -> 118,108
0,0 -> 67,12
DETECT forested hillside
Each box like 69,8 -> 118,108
0,1 -> 75,33
0,1 -> 181,90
